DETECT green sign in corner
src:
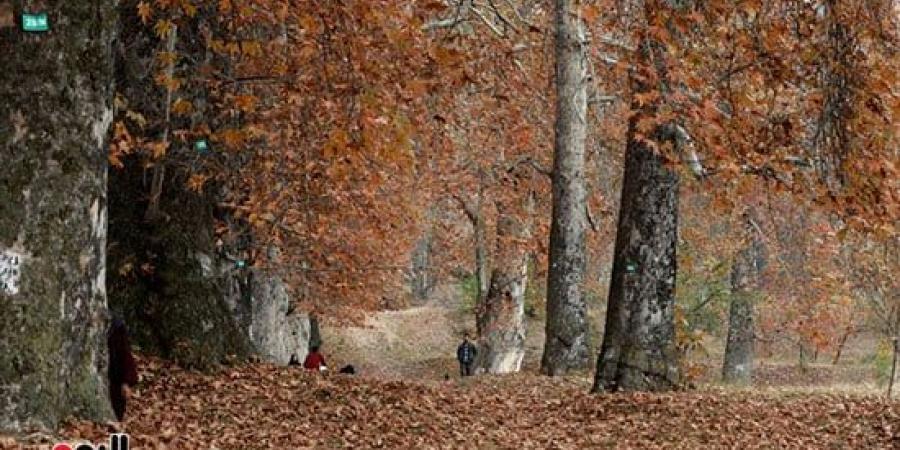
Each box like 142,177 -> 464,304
22,13 -> 49,32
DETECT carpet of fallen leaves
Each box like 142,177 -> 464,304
6,356 -> 900,449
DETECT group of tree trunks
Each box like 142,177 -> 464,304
1,0 -> 891,435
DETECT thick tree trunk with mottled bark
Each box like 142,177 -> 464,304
593,29 -> 680,391
723,210 -> 766,384
593,129 -> 680,392
541,0 -> 590,376
478,194 -> 532,374
0,2 -> 117,432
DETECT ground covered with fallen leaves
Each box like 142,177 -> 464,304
5,356 -> 896,449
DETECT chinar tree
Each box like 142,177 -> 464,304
542,0 -> 591,375
479,173 -> 536,374
593,0 -> 684,392
0,2 -> 117,432
722,209 -> 767,384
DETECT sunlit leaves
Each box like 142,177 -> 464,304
298,14 -> 319,34
154,18 -> 174,39
156,51 -> 177,66
232,94 -> 258,113
149,140 -> 169,160
216,128 -> 245,150
187,173 -> 209,192
240,40 -> 263,58
137,1 -> 152,24
172,98 -> 193,116
154,72 -> 181,91
180,1 -> 197,18
109,121 -> 135,169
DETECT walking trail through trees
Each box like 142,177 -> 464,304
1,0 -> 899,447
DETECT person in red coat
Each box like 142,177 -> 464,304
303,345 -> 327,372
108,318 -> 138,422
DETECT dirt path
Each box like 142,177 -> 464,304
322,284 -> 549,381
323,303 -> 469,380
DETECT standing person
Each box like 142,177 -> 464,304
457,333 -> 477,377
107,318 -> 139,422
303,345 -> 328,372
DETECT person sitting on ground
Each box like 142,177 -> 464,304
108,318 -> 139,423
303,345 -> 328,372
456,333 -> 477,377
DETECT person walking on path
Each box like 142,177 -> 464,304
457,333 -> 477,377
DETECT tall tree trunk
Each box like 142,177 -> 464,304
722,294 -> 754,383
541,0 -> 590,376
0,2 -> 117,432
478,193 -> 533,374
813,0 -> 858,194
722,210 -> 766,384
593,14 -> 681,391
457,180 -> 489,333
474,205 -> 489,317
410,206 -> 435,304
592,125 -> 680,391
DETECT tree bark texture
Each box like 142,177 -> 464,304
0,2 -> 117,432
458,190 -> 489,334
474,190 -> 490,316
541,0 -> 591,376
409,209 -> 435,304
593,129 -> 680,391
477,193 -> 532,374
813,1 -> 858,193
593,31 -> 680,392
722,210 -> 767,384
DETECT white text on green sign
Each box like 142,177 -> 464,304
22,13 -> 49,32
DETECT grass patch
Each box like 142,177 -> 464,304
458,274 -> 479,314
